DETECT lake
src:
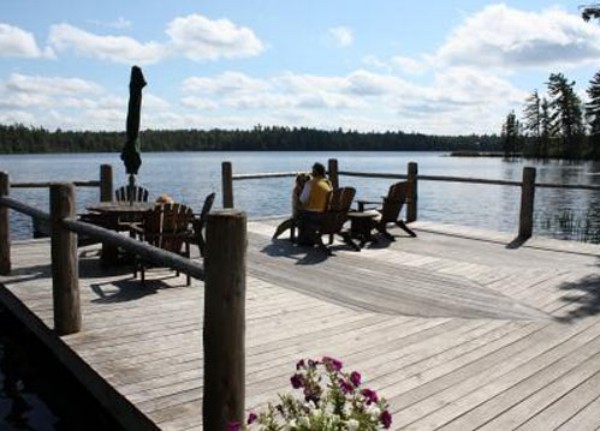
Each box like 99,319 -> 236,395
1,151 -> 600,242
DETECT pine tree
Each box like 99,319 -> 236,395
522,90 -> 541,156
501,111 -> 520,158
546,73 -> 584,159
586,70 -> 600,159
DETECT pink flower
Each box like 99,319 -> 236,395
380,410 -> 392,429
339,378 -> 354,394
322,356 -> 343,372
247,412 -> 257,424
350,371 -> 361,387
290,373 -> 304,389
361,388 -> 379,404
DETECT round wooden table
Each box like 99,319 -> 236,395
347,210 -> 378,248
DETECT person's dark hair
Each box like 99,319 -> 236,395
312,162 -> 326,177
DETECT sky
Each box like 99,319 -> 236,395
1,1 -> 600,136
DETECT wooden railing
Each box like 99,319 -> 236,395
221,158 -> 600,241
0,168 -> 247,429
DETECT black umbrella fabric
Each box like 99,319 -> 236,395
120,65 -> 147,177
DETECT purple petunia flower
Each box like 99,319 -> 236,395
322,356 -> 343,372
350,371 -> 361,387
247,412 -> 258,424
296,359 -> 306,370
290,373 -> 304,389
339,378 -> 354,394
380,410 -> 393,429
361,388 -> 379,404
227,421 -> 241,431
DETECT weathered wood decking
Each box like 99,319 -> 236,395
2,219 -> 600,430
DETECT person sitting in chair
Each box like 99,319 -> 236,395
272,172 -> 311,239
297,162 -> 333,245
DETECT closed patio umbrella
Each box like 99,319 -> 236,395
120,65 -> 147,204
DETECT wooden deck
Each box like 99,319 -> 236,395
2,219 -> 600,430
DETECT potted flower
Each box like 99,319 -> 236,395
229,356 -> 392,430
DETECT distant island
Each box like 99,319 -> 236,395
0,123 -> 502,154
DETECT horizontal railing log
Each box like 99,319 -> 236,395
12,180 -> 101,188
232,172 -> 299,180
0,196 -> 50,222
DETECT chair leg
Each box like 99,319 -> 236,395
197,234 -> 206,257
377,224 -> 395,241
339,232 -> 361,252
396,220 -> 417,237
273,218 -> 294,240
315,235 -> 333,256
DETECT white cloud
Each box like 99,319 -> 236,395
183,71 -> 270,95
5,72 -> 103,95
48,23 -> 167,64
434,4 -> 600,69
166,14 -> 264,61
328,26 -> 353,47
0,23 -> 44,58
390,56 -> 428,75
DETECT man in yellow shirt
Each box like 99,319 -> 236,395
297,162 -> 332,245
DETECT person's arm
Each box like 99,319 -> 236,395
299,181 -> 311,205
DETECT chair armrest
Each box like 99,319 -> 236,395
356,199 -> 381,212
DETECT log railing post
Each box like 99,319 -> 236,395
328,158 -> 339,190
203,209 -> 246,429
50,183 -> 81,335
222,161 -> 234,209
407,162 -> 418,223
0,171 -> 10,275
100,164 -> 113,202
519,167 -> 536,239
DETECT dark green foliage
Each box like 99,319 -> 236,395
0,123 -> 503,154
586,71 -> 600,159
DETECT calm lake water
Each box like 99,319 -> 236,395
2,151 -> 600,242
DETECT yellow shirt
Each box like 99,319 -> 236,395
301,177 -> 332,212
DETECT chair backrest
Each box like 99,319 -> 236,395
318,187 -> 356,235
380,181 -> 409,223
142,203 -> 193,252
194,193 -> 216,233
115,185 -> 149,203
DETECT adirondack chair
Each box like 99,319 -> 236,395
115,185 -> 149,203
357,181 -> 416,241
130,203 -> 194,286
313,187 -> 360,255
192,192 -> 215,257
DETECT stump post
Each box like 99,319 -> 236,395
50,183 -> 81,335
328,158 -> 339,190
407,162 -> 418,222
0,172 -> 10,275
519,167 -> 536,239
222,162 -> 234,208
100,164 -> 113,202
203,209 -> 246,430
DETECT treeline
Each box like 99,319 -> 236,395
502,71 -> 600,160
0,124 -> 503,154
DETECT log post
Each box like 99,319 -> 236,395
203,209 -> 246,430
519,167 -> 536,239
50,183 -> 81,335
407,162 -> 418,222
0,172 -> 10,275
328,158 -> 339,190
222,161 -> 234,208
100,164 -> 113,202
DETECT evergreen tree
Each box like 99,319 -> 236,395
501,110 -> 520,158
586,70 -> 600,159
546,73 -> 584,159
522,90 -> 541,156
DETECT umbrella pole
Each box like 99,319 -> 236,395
128,174 -> 135,206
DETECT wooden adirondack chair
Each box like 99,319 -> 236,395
115,185 -> 149,203
131,203 -> 194,285
314,187 -> 360,254
192,192 -> 215,257
357,181 -> 416,241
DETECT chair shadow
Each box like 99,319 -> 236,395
261,239 -> 354,265
89,277 -> 170,304
554,274 -> 600,323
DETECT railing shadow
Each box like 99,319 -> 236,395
554,274 -> 600,323
89,278 -> 164,303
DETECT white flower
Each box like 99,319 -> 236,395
298,416 -> 310,427
367,404 -> 381,417
283,419 -> 297,431
346,419 -> 360,431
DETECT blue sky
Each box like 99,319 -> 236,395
1,1 -> 600,135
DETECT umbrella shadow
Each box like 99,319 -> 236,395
554,274 -> 600,323
261,239 -> 338,265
